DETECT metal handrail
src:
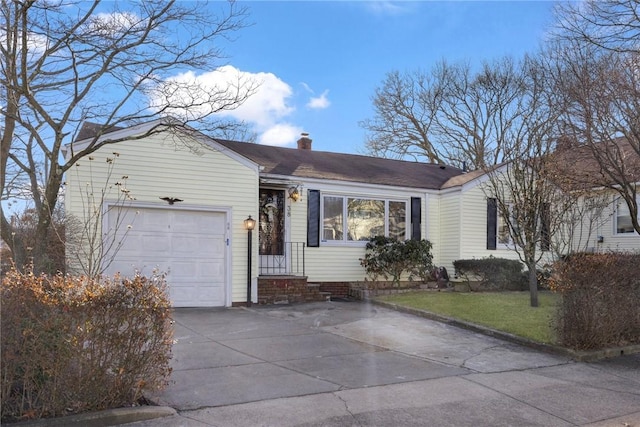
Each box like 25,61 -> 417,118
258,242 -> 305,276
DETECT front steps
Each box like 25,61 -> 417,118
257,277 -> 331,305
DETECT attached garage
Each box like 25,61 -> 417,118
106,205 -> 230,307
66,121 -> 261,307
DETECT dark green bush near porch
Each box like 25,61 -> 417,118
1,268 -> 173,423
550,253 -> 640,351
453,257 -> 525,290
360,236 -> 434,285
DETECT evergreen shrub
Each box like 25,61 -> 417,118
453,257 -> 525,290
360,236 -> 434,285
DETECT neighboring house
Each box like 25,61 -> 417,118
546,137 -> 640,254
64,119 -> 640,307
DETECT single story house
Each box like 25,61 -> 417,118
64,119 -> 640,307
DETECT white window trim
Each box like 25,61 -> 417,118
613,196 -> 639,236
320,195 -> 408,246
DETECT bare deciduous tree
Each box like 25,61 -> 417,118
359,69 -> 443,164
482,57 -> 565,307
360,57 -> 528,169
0,0 -> 257,273
552,1 -> 640,234
65,153 -> 139,278
363,55 -> 594,307
554,0 -> 640,54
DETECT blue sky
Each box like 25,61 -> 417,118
2,1 -> 557,216
213,1 -> 557,154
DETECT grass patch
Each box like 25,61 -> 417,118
376,291 -> 559,344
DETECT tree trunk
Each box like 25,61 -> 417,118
32,173 -> 63,274
528,261 -> 539,307
1,59 -> 18,267
32,210 -> 52,274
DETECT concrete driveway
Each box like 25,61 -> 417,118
126,300 -> 640,427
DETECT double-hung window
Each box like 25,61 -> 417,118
615,197 -> 637,234
497,207 -> 513,246
322,195 -> 407,244
487,198 -> 550,250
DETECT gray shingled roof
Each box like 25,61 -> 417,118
75,121 -> 466,189
76,122 -> 124,142
440,168 -> 486,189
217,139 -> 465,190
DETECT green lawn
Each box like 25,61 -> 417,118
376,291 -> 559,344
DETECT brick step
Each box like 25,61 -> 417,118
305,284 -> 331,302
257,278 -> 334,305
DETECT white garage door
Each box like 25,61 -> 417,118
105,206 -> 228,307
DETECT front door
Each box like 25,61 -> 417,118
259,188 -> 286,274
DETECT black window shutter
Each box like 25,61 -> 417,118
411,197 -> 421,240
541,203 -> 551,251
307,190 -> 320,247
487,198 -> 497,250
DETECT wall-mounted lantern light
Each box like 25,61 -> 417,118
288,186 -> 301,202
244,215 -> 256,306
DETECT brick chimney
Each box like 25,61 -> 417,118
297,132 -> 312,150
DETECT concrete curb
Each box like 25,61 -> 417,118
370,298 -> 640,362
10,405 -> 176,427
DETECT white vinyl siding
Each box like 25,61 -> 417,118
437,192 -> 462,272
65,131 -> 258,306
455,182 -> 558,272
459,185 -> 522,265
424,194 -> 441,265
559,192 -> 640,254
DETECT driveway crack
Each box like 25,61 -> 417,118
459,344 -> 504,370
335,393 -> 363,426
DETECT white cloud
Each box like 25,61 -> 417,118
149,65 -> 259,119
258,123 -> 304,147
300,82 -> 314,94
307,89 -> 330,110
222,69 -> 294,127
150,65 -> 310,146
